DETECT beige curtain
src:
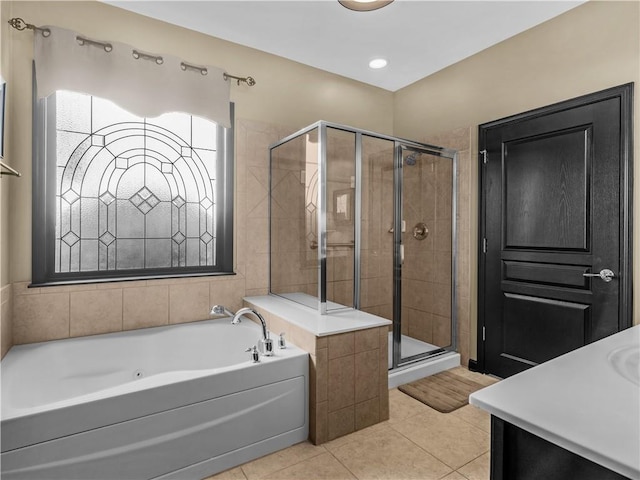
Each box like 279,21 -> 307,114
34,26 -> 231,127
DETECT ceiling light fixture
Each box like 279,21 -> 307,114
369,58 -> 388,69
338,0 -> 394,12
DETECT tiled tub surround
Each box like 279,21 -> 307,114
1,317 -> 309,480
244,295 -> 391,445
9,276 -> 248,345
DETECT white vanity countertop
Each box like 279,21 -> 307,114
244,295 -> 391,336
470,325 -> 640,479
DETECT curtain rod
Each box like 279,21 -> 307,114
0,160 -> 22,177
8,17 -> 256,87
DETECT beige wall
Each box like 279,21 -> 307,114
394,0 -> 640,360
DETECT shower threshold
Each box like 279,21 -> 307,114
387,332 -> 460,389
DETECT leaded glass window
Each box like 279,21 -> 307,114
33,90 -> 233,284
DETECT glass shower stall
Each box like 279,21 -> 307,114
269,122 -> 457,370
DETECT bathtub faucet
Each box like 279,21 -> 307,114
232,308 -> 274,357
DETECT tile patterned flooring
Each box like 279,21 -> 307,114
206,368 -> 498,480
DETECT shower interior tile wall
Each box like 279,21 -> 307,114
359,142 -> 394,320
400,154 -> 454,349
4,120 -> 473,368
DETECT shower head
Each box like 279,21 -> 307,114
405,152 -> 419,166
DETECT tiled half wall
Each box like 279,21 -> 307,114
245,299 -> 389,445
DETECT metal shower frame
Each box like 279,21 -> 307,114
269,120 -> 458,369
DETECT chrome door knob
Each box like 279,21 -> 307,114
583,268 -> 615,282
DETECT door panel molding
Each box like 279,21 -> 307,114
477,83 -> 633,375
502,292 -> 589,371
503,127 -> 591,251
501,280 -> 593,305
503,261 -> 589,289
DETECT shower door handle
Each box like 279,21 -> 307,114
583,268 -> 615,282
400,244 -> 405,265
388,220 -> 406,234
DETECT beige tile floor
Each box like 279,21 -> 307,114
205,368 -> 498,480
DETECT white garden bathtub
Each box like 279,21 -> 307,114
1,317 -> 309,480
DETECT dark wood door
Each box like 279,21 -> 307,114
478,84 -> 633,378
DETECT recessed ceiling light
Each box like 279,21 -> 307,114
338,0 -> 394,12
369,58 -> 388,69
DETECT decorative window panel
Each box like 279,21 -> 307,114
33,90 -> 234,285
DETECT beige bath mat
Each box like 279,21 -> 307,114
398,369 -> 485,413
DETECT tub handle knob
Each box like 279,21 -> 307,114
279,332 -> 287,349
245,345 -> 260,363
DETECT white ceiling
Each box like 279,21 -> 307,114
105,0 -> 585,92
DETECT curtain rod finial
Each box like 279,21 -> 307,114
8,17 -> 28,30
9,17 -> 50,36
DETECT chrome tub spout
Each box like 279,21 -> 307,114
232,307 -> 274,357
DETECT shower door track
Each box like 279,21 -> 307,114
397,348 -> 451,368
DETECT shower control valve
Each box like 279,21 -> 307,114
413,222 -> 429,240
278,332 -> 287,349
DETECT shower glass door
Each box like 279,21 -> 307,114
393,145 -> 456,368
